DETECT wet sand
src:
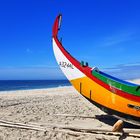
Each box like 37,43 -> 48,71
0,84 -> 139,140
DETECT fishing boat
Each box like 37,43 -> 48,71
52,14 -> 140,125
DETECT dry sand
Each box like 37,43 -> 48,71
0,85 -> 139,140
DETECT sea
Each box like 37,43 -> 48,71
0,80 -> 71,91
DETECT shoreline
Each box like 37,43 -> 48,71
0,85 -> 72,94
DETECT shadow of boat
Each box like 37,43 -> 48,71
95,114 -> 140,129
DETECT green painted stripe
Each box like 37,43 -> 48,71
92,70 -> 140,96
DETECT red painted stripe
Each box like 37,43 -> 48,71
52,14 -> 61,37
52,15 -> 140,102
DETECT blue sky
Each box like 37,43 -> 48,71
0,0 -> 140,80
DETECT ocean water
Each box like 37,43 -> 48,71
0,80 -> 71,91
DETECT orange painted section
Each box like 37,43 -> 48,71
70,76 -> 140,117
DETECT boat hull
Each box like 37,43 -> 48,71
52,15 -> 140,125
70,76 -> 140,118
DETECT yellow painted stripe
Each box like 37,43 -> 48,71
70,76 -> 140,117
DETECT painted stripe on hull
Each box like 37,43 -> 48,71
92,70 -> 140,96
70,76 -> 140,118
53,38 -> 85,80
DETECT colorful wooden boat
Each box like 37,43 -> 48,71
52,15 -> 140,125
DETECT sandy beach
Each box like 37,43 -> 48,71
0,85 -> 140,140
